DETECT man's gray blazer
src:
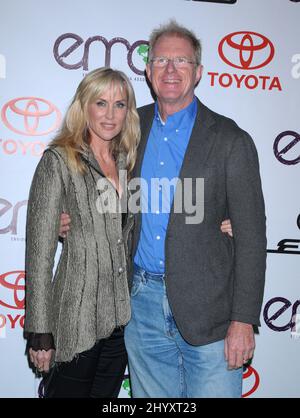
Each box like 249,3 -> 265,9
131,98 -> 267,346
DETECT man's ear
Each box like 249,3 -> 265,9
195,64 -> 204,84
146,63 -> 152,82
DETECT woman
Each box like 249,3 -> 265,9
24,67 -> 140,398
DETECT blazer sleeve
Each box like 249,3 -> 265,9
24,150 -> 64,333
226,130 -> 267,326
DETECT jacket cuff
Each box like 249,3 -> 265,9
230,312 -> 261,327
25,332 -> 55,351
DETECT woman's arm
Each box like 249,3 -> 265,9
25,150 -> 64,335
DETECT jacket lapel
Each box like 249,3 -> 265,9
134,99 -> 217,236
133,104 -> 155,239
167,99 -> 217,227
135,104 -> 155,178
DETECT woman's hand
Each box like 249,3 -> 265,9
29,348 -> 55,373
220,219 -> 233,237
59,212 -> 71,238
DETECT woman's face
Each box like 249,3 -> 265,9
87,84 -> 128,143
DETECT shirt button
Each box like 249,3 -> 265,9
176,129 -> 179,133
117,238 -> 123,244
159,186 -> 162,191
160,161 -> 164,166
118,267 -> 124,274
156,210 -> 159,214
156,235 -> 161,240
159,260 -> 164,265
164,137 -> 168,142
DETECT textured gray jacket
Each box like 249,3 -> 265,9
24,147 -> 133,362
131,99 -> 267,346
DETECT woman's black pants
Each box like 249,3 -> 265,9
42,327 -> 127,398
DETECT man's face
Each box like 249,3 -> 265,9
146,34 -> 203,112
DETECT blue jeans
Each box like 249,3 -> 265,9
124,264 -> 243,398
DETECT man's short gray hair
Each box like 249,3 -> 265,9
148,20 -> 202,65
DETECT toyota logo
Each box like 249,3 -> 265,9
219,31 -> 275,70
242,365 -> 260,397
0,271 -> 25,310
1,97 -> 62,136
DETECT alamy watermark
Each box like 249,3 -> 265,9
291,54 -> 300,79
95,170 -> 205,225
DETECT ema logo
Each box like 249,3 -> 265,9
208,31 -> 282,91
0,198 -> 27,237
53,33 -> 149,76
263,297 -> 300,334
273,131 -> 300,165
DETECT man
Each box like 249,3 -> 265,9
123,21 -> 266,398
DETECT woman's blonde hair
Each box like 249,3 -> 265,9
50,67 -> 140,174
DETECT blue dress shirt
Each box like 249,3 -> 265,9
134,97 -> 197,273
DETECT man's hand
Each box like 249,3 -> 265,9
224,321 -> 255,369
220,219 -> 233,237
59,212 -> 71,238
29,348 -> 55,373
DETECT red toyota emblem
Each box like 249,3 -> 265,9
0,271 -> 25,310
219,31 -> 275,70
242,365 -> 260,397
1,97 -> 62,136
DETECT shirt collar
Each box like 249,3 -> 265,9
154,96 -> 197,129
